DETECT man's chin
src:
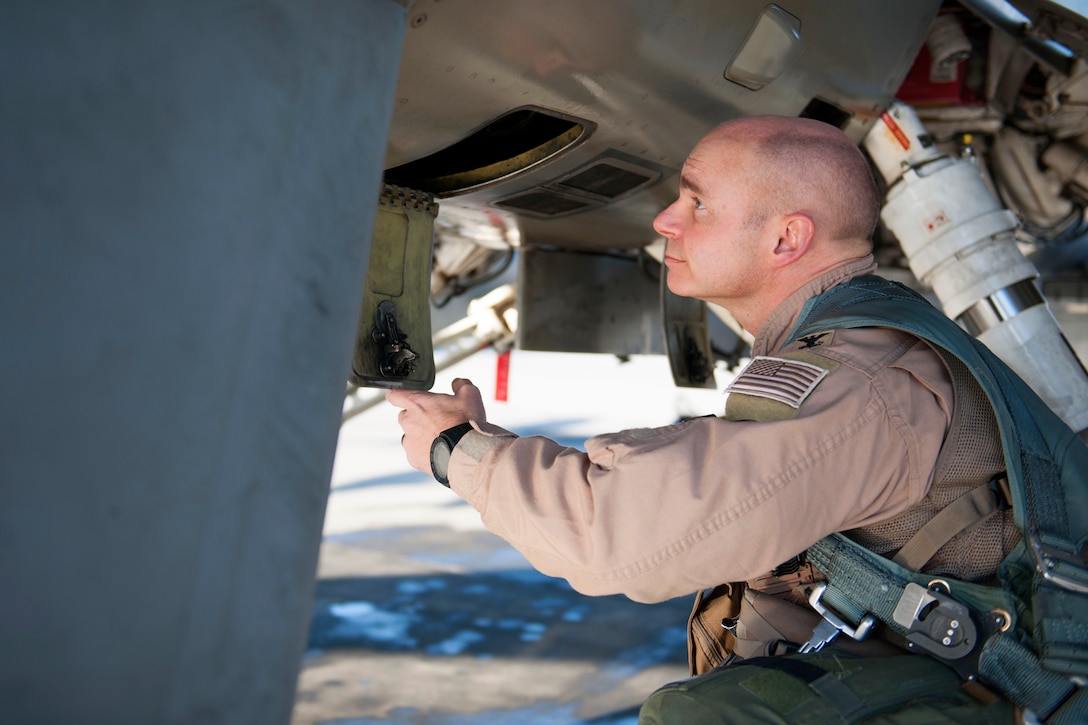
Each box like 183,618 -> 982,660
664,276 -> 692,298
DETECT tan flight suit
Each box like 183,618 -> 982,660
448,256 -> 1018,672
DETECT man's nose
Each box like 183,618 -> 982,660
652,202 -> 678,238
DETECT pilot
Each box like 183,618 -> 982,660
388,116 -> 1019,717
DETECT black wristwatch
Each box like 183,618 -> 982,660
429,422 -> 474,486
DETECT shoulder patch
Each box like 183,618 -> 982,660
725,356 -> 829,410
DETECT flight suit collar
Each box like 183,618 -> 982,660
752,255 -> 877,357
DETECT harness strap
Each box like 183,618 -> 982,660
783,277 -> 1088,717
791,279 -> 1088,656
892,479 -> 1005,571
809,533 -> 1077,717
790,277 -> 1084,563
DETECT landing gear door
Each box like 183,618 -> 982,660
662,269 -> 716,388
350,184 -> 437,390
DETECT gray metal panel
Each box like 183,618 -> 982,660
517,248 -> 663,355
389,0 -> 943,250
0,2 -> 405,723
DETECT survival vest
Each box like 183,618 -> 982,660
787,275 -> 1088,721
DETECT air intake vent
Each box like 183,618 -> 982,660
554,161 -> 655,198
493,153 -> 665,218
494,191 -> 591,216
384,107 -> 591,196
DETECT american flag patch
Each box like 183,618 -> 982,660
726,356 -> 829,409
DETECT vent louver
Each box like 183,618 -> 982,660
494,155 -> 662,218
494,191 -> 591,216
555,162 -> 653,198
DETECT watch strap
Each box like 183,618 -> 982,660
440,422 -> 474,448
430,422 -> 474,486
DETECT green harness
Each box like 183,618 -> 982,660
788,275 -> 1088,721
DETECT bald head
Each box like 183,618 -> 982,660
702,116 -> 880,247
654,115 -> 881,334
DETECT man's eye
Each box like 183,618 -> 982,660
694,199 -> 706,210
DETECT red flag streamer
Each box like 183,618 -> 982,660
495,349 -> 511,402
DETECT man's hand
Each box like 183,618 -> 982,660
386,378 -> 486,474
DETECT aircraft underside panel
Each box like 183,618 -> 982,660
387,0 -> 943,252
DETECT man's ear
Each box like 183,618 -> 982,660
771,214 -> 815,267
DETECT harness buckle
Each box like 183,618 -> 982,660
799,582 -> 876,653
892,582 -> 978,660
1028,529 -> 1088,595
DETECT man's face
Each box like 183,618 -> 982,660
652,136 -> 771,307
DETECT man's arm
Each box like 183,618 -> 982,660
388,338 -> 950,604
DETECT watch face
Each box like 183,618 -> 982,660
429,422 -> 472,486
430,439 -> 453,484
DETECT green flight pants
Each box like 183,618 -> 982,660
639,652 -> 1015,724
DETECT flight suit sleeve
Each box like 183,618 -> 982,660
446,337 -> 951,604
